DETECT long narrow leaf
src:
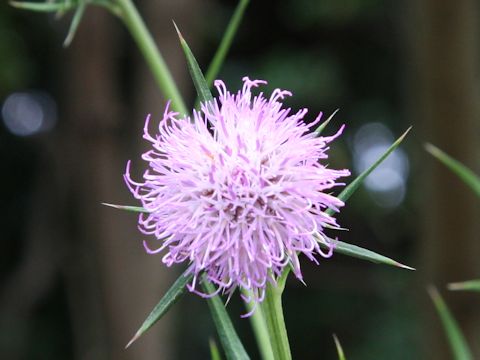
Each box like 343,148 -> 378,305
174,22 -> 213,104
202,278 -> 250,360
425,143 -> 480,198
333,334 -> 346,360
10,1 -> 73,12
125,270 -> 193,348
63,0 -> 86,47
316,235 -> 414,270
448,279 -> 480,292
102,202 -> 147,213
428,286 -> 473,360
205,0 -> 250,86
319,127 -> 414,270
333,126 -> 411,209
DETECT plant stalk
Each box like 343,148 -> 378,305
242,289 -> 274,360
260,271 -> 292,360
115,0 -> 188,115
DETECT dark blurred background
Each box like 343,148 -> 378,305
1,0 -> 479,359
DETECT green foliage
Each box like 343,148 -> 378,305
425,144 -> 479,358
333,334 -> 346,360
314,109 -> 339,135
316,236 -> 414,270
428,287 -> 473,360
448,280 -> 480,293
10,0 -> 75,13
125,270 -> 193,348
334,127 -> 411,207
10,0 -> 121,46
102,203 -> 147,213
63,0 -> 86,46
174,22 -> 213,105
210,339 -> 223,360
425,143 -> 480,198
203,279 -> 250,360
317,126 -> 414,270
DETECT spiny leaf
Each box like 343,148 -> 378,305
204,0 -> 250,87
202,278 -> 250,360
448,279 -> 480,292
125,270 -> 193,348
63,0 -> 86,46
102,203 -> 147,213
425,143 -> 480,198
319,127 -> 414,270
173,22 -> 213,105
428,286 -> 473,360
333,334 -> 346,360
314,109 -> 339,135
316,235 -> 415,270
334,126 -> 412,208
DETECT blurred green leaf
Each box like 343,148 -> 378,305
202,278 -> 250,360
63,0 -> 86,46
205,0 -> 250,87
333,334 -> 346,360
428,286 -> 473,360
125,270 -> 193,348
316,235 -> 414,270
102,203 -> 147,213
11,0 -> 121,37
174,22 -> 213,105
209,338 -> 223,360
425,143 -> 480,198
448,279 -> 480,292
10,0 -> 74,12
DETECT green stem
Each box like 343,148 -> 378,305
241,289 -> 274,360
114,0 -> 188,115
260,271 -> 292,360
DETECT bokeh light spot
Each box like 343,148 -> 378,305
2,91 -> 56,137
352,122 -> 409,208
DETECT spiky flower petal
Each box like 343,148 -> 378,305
125,77 -> 350,307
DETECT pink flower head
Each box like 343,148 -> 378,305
125,77 -> 350,310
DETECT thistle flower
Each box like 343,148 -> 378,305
125,77 -> 350,309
